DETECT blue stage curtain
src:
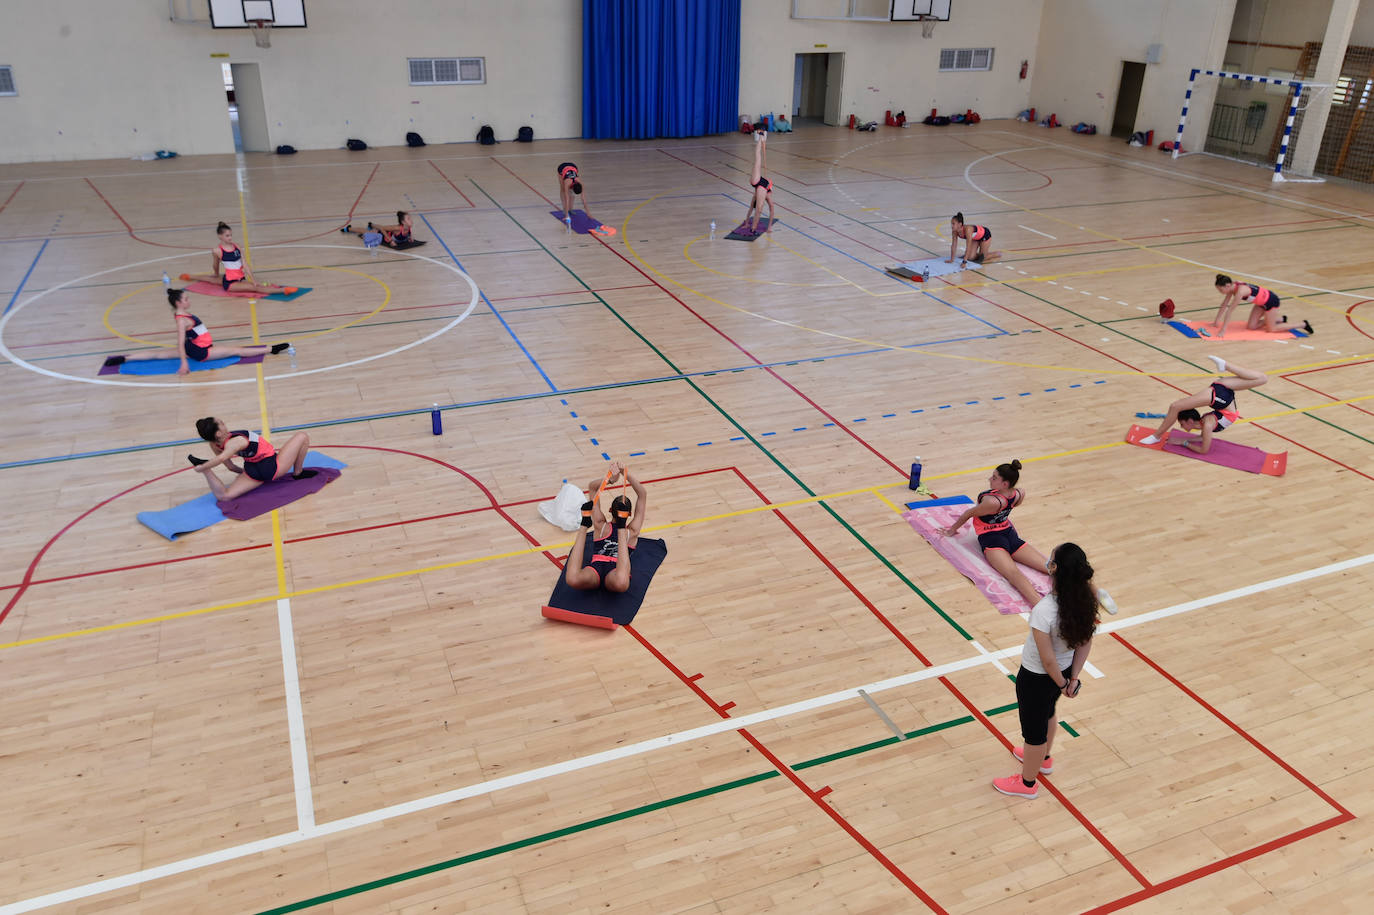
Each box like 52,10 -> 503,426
583,0 -> 740,139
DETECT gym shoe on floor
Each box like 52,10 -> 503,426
993,774 -> 1038,798
1303,320 -> 1314,335
1012,746 -> 1054,773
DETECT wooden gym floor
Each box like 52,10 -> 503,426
1,123 -> 1373,913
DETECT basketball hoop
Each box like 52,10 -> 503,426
918,15 -> 936,39
248,18 -> 272,48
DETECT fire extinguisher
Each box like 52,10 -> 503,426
1020,60 -> 1028,80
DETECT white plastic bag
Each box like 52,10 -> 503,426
537,482 -> 585,531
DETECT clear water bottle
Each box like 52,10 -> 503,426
710,220 -> 716,240
161,271 -> 171,286
287,344 -> 297,370
922,265 -> 929,282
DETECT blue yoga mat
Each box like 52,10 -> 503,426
137,453 -> 348,541
544,535 -> 668,625
905,494 -> 974,510
264,287 -> 312,301
117,356 -> 243,375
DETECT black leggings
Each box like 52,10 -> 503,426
1015,664 -> 1071,745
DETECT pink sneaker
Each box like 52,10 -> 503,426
992,774 -> 1038,798
1012,746 -> 1053,774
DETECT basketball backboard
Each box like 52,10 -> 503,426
890,0 -> 951,22
209,0 -> 307,28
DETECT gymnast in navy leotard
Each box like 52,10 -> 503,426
941,459 -> 1051,608
745,131 -> 775,235
179,223 -> 295,296
563,462 -> 648,594
102,288 -> 291,375
1212,273 -> 1312,336
556,163 -> 592,223
187,416 -> 316,502
1141,355 -> 1268,454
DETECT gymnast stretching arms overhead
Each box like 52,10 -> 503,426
564,462 -> 647,594
180,222 -> 295,296
1141,355 -> 1267,454
942,459 -> 1049,608
103,288 -> 291,375
188,417 -> 315,501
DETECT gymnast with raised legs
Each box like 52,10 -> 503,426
188,417 -> 315,501
563,462 -> 647,593
745,130 -> 775,235
1141,356 -> 1267,454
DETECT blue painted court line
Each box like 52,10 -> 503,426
4,238 -> 50,316
417,211 -> 558,391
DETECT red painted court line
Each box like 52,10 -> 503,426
587,229 -> 907,476
427,160 -> 476,208
345,163 -> 381,224
83,177 -> 200,250
491,158 -> 557,207
0,180 -> 24,215
1279,370 -> 1374,419
1345,299 -> 1374,342
1281,355 -> 1374,379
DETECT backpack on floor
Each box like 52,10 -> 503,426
275,144 -> 297,155
476,125 -> 496,145
346,138 -> 367,151
406,131 -> 425,147
516,126 -> 534,142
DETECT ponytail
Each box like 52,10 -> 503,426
994,458 -> 1022,486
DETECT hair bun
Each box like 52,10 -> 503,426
1011,459 -> 1022,470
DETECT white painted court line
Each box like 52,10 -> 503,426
5,551 -> 1371,914
277,598 -> 315,831
1117,300 -> 1130,306
1017,225 -> 1055,239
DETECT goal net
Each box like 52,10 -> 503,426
1173,68 -> 1330,182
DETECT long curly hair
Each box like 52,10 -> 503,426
1051,542 -> 1100,648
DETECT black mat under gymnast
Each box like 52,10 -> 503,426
541,535 -> 668,628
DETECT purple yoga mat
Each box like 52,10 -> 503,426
1162,430 -> 1266,473
550,209 -> 608,234
217,467 -> 341,520
725,218 -> 772,240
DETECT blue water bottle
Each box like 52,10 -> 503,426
431,403 -> 443,435
908,456 -> 922,490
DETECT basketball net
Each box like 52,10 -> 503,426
919,15 -> 936,39
249,19 -> 272,48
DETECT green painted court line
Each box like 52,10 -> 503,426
1060,721 -> 1080,737
256,702 -> 1020,914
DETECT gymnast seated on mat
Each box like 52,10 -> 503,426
946,212 -> 1001,265
342,210 -> 416,247
555,163 -> 592,223
564,463 -> 647,594
103,288 -> 291,376
941,459 -> 1051,608
188,417 -> 316,501
1211,274 -> 1313,337
745,132 -> 775,235
1141,356 -> 1267,454
179,222 -> 297,296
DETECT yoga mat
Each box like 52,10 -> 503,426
902,503 -> 1049,615
542,535 -> 668,627
1169,319 -> 1305,340
101,353 -> 265,376
182,281 -> 313,302
136,453 -> 349,541
1125,424 -> 1286,475
896,258 -> 967,280
218,467 -> 341,520
904,495 -> 974,510
383,238 -> 427,250
549,210 -> 617,237
725,218 -> 771,241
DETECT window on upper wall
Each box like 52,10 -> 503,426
938,48 -> 994,72
408,58 -> 485,86
0,66 -> 16,96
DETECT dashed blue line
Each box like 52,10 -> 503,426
882,413 -> 895,418
590,438 -> 599,445
697,441 -> 712,446
580,424 -> 588,431
665,446 -> 679,451
630,451 -> 646,457
793,427 -> 807,432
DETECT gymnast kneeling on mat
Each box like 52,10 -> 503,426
103,288 -> 291,376
341,211 -> 416,247
564,463 -> 646,593
745,131 -> 775,235
1212,274 -> 1312,337
179,222 -> 296,296
188,417 -> 315,501
1141,356 -> 1267,454
947,212 -> 1001,265
941,459 -> 1050,608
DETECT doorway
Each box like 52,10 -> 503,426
228,62 -> 270,152
1112,60 -> 1146,139
792,52 -> 845,127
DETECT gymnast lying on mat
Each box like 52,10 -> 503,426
564,462 -> 647,593
341,210 -> 419,247
188,417 -> 315,501
1140,356 -> 1267,454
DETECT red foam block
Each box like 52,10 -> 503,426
541,605 -> 618,630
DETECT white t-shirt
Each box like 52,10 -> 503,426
1020,594 -> 1075,674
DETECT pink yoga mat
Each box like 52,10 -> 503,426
1125,424 -> 1286,475
1178,320 -> 1304,340
903,503 -> 1049,615
181,281 -> 311,301
217,467 -> 341,520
